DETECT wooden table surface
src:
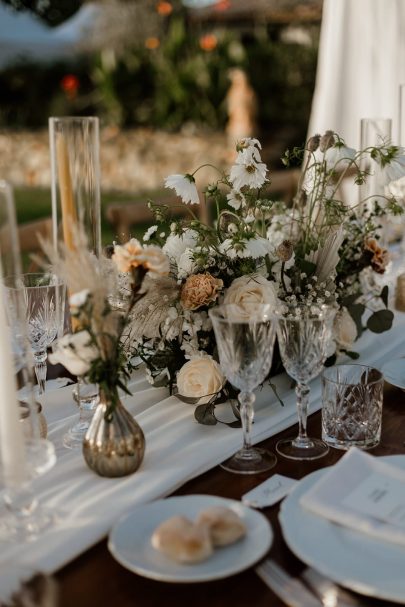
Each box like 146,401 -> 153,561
55,382 -> 405,607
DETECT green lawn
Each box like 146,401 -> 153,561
14,186 -> 164,246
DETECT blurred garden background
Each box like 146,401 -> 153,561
0,0 -> 322,244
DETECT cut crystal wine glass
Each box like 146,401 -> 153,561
275,303 -> 336,460
4,273 -> 66,395
209,303 -> 277,474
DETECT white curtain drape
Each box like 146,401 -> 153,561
308,0 -> 405,148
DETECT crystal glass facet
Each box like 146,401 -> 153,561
322,364 -> 383,450
275,304 -> 335,461
4,273 -> 66,395
209,304 -> 277,474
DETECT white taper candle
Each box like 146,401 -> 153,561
0,268 -> 26,486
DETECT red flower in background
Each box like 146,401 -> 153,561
60,74 -> 80,100
215,0 -> 231,11
199,34 -> 218,52
156,1 -> 173,15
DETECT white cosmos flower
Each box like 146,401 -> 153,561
219,236 -> 271,259
164,174 -> 200,205
377,148 -> 405,186
324,144 -> 356,170
237,137 -> 262,151
143,225 -> 158,241
388,175 -> 405,201
226,189 -> 246,210
230,148 -> 267,190
177,247 -> 198,279
162,229 -> 198,262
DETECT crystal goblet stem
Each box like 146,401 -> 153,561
33,351 -> 47,396
294,382 -> 311,448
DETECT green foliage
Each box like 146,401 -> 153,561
0,13 -> 319,137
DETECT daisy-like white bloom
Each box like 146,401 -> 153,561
164,173 -> 199,205
377,148 -> 405,185
219,236 -> 271,259
236,137 -> 262,153
226,189 -> 246,210
323,144 -> 356,171
143,225 -> 158,241
162,229 -> 199,263
388,175 -> 405,201
230,148 -> 267,190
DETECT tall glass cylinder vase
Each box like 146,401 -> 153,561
360,118 -> 392,251
359,118 -> 392,206
399,84 -> 405,146
49,117 -> 101,257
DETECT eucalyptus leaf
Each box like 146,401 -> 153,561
380,285 -> 389,308
225,419 -> 242,428
367,309 -> 394,333
194,403 -> 217,425
345,350 -> 360,360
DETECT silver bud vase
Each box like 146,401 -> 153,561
83,389 -> 145,477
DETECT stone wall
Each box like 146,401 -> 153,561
0,127 -> 235,193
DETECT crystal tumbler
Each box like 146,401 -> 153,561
322,364 -> 383,450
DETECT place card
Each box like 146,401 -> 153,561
342,472 -> 405,529
300,447 -> 405,547
242,474 -> 297,508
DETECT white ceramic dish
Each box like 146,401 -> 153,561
381,358 -> 405,390
108,494 -> 272,583
279,455 -> 405,604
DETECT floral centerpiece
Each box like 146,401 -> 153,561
124,131 -> 404,425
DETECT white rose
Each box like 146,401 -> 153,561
176,356 -> 225,404
223,274 -> 278,318
49,330 -> 99,376
333,307 -> 358,351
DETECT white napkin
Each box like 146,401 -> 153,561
300,447 -> 405,546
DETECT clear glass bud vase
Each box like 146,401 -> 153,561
82,388 -> 145,478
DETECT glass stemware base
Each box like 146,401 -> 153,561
221,447 -> 277,475
276,436 -> 329,461
0,439 -> 56,543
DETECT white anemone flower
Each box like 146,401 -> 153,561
323,144 -> 356,171
177,247 -> 198,279
219,236 -> 271,259
230,148 -> 267,190
388,175 -> 405,201
377,148 -> 405,186
236,137 -> 262,151
164,173 -> 200,205
226,190 -> 246,210
162,229 -> 198,262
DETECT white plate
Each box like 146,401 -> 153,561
381,358 -> 405,390
108,494 -> 272,583
280,455 -> 405,603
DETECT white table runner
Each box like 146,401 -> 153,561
1,311 -> 405,582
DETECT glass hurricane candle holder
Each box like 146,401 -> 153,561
49,116 -> 101,256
